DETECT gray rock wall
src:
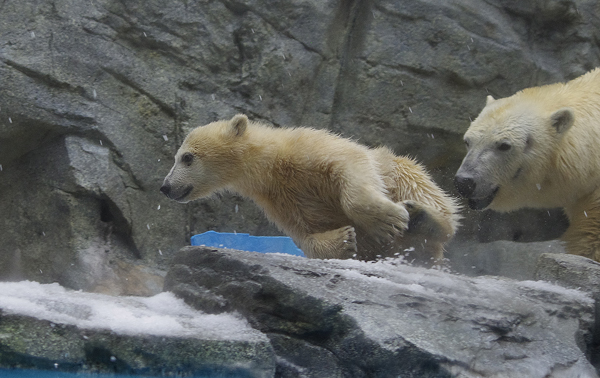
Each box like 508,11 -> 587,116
2,0 -> 600,290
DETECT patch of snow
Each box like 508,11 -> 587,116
321,256 -> 593,307
0,281 -> 261,341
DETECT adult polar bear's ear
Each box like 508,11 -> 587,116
550,107 -> 575,134
486,95 -> 495,105
230,114 -> 248,137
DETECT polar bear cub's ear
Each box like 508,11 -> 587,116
230,114 -> 249,137
550,107 -> 574,134
485,95 -> 495,105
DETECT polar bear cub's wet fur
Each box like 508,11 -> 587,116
162,115 -> 460,263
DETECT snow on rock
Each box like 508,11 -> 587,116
0,281 -> 275,377
165,246 -> 598,378
0,281 -> 257,340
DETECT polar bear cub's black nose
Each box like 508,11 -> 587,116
454,175 -> 476,198
160,182 -> 171,197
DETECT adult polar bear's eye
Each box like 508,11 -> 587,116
497,142 -> 512,151
181,152 -> 194,165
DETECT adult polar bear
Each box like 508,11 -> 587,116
162,114 -> 460,264
455,68 -> 600,261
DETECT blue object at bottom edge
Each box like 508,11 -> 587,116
191,231 -> 305,257
0,368 -> 223,378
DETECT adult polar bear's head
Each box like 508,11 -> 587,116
160,114 -> 249,202
455,95 -> 574,211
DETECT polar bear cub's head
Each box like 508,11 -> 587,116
161,114 -> 249,202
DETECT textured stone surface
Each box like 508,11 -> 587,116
535,253 -> 600,368
165,246 -> 597,377
1,0 -> 600,290
0,315 -> 274,378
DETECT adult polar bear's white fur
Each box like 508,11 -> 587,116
455,68 -> 600,261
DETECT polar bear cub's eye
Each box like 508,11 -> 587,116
497,142 -> 512,151
181,152 -> 194,165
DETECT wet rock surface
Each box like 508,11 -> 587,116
1,249 -> 599,377
164,247 -> 598,377
536,252 -> 600,369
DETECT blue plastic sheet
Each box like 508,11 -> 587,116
191,231 -> 305,257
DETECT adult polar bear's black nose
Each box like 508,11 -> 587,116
454,175 -> 476,198
160,182 -> 171,197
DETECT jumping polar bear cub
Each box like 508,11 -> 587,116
162,114 -> 460,264
455,68 -> 600,262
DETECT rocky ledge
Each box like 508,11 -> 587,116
164,247 -> 598,378
1,248 -> 599,377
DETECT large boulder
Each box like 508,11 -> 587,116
536,253 -> 600,356
164,247 -> 597,377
